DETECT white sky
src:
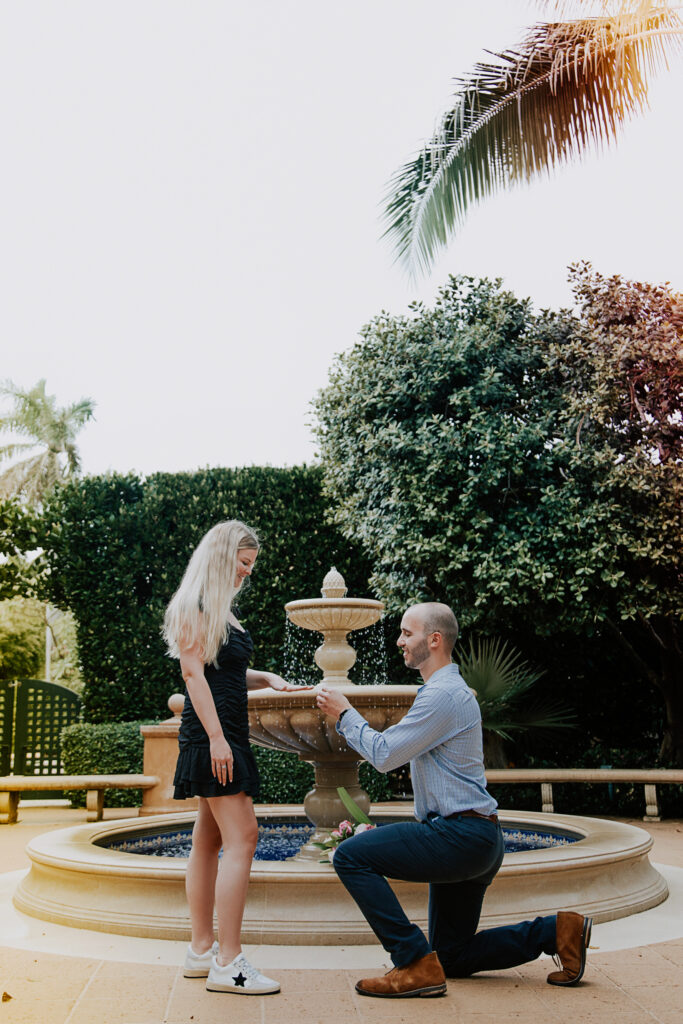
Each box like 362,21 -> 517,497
1,1 -> 681,477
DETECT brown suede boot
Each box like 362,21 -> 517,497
547,911 -> 592,986
355,951 -> 446,998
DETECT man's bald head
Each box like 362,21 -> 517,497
408,602 -> 459,654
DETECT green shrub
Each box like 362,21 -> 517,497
251,748 -> 314,803
359,761 -> 394,802
250,747 -> 393,805
61,721 -> 146,807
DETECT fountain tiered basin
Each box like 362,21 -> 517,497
249,568 -> 417,833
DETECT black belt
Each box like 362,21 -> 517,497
444,809 -> 499,824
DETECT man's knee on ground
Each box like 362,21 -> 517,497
433,941 -> 473,978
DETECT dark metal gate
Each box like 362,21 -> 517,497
0,678 -> 82,777
0,681 -> 15,775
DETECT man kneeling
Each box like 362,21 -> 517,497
316,602 -> 591,998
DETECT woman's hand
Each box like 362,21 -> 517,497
267,673 -> 314,692
209,734 -> 234,784
246,668 -> 313,691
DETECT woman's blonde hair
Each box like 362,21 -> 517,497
163,520 -> 260,665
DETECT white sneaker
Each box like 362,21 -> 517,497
206,952 -> 280,995
183,941 -> 219,977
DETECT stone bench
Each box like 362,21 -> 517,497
485,768 -> 683,821
0,774 -> 160,824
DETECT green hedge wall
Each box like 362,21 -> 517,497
41,467 -> 375,722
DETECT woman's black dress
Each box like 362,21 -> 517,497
173,626 -> 260,800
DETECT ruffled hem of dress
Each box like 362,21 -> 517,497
173,778 -> 260,800
173,743 -> 260,801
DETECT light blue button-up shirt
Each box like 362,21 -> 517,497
337,663 -> 497,822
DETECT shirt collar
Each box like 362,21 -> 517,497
417,662 -> 460,691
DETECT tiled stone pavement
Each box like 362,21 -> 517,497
1,808 -> 682,1023
2,943 -> 682,1023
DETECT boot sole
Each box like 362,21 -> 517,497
355,982 -> 447,998
547,916 -> 593,987
183,968 -> 210,978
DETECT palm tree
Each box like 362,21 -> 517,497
457,636 -> 575,767
0,379 -> 95,505
384,1 -> 682,276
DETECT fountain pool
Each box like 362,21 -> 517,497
14,808 -> 667,943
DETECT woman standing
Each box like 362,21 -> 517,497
164,520 -> 298,995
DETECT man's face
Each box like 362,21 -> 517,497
397,609 -> 431,670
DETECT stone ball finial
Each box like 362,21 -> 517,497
321,567 -> 347,599
168,693 -> 185,719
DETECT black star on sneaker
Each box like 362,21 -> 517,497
232,971 -> 247,987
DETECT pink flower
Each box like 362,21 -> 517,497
354,823 -> 375,834
331,829 -> 342,839
338,820 -> 354,837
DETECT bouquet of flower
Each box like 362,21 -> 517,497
312,787 -> 376,863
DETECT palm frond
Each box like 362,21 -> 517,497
457,635 -> 575,743
0,442 -> 39,463
457,635 -> 544,700
0,452 -> 61,503
483,700 -> 576,740
384,4 -> 682,275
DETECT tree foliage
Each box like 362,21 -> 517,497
0,598 -> 44,681
39,466 -> 375,722
314,268 -> 682,762
0,498 -> 42,601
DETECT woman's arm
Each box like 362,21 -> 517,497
246,668 -> 310,692
180,643 -> 234,784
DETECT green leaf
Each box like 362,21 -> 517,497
336,786 -> 373,825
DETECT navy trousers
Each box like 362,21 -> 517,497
333,815 -> 557,974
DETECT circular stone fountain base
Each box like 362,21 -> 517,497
14,809 -> 668,944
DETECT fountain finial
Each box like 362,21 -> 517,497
321,567 -> 347,599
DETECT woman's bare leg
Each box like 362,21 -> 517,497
206,792 -> 258,964
186,797 -> 222,953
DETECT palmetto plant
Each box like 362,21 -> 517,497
384,0 -> 683,276
0,379 -> 95,505
457,635 -> 575,767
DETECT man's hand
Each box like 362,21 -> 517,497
316,684 -> 352,720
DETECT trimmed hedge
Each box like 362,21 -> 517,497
252,747 -> 393,804
40,467 -> 376,722
61,721 -> 147,807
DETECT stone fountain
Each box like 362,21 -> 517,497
247,568 -> 418,842
14,567 -> 669,942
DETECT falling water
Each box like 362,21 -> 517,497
348,620 -> 388,685
283,618 -> 389,686
283,619 -> 320,687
